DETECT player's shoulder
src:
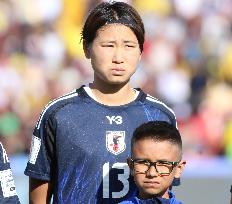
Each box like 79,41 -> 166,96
140,92 -> 177,127
35,89 -> 80,128
144,94 -> 175,115
44,89 -> 79,112
0,143 -> 21,203
0,142 -> 3,154
0,143 -> 4,163
0,142 -> 10,169
0,142 -> 7,160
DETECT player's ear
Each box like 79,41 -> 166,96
127,158 -> 134,176
83,40 -> 91,59
174,160 -> 186,179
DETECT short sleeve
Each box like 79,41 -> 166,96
24,109 -> 56,181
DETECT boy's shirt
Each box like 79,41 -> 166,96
119,191 -> 183,204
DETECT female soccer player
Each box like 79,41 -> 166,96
24,2 -> 177,203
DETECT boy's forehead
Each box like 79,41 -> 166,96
132,137 -> 169,146
131,138 -> 181,159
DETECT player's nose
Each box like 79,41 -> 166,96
112,47 -> 124,64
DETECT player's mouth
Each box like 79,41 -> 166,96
111,68 -> 125,75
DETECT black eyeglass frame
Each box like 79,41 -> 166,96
130,158 -> 181,175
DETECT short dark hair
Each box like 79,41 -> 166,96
131,121 -> 182,154
81,1 -> 145,52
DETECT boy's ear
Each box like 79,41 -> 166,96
127,158 -> 134,176
174,160 -> 186,179
83,40 -> 91,59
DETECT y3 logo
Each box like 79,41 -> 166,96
106,116 -> 123,124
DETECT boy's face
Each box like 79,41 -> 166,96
129,138 -> 185,199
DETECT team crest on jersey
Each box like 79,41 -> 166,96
106,131 -> 126,155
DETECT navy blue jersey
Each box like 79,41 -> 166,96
25,86 -> 177,204
0,143 -> 20,204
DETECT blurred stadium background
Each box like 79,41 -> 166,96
0,0 -> 232,203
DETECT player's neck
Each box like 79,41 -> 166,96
89,82 -> 137,106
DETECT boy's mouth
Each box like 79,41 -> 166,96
143,180 -> 160,188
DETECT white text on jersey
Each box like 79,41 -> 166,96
106,116 -> 123,124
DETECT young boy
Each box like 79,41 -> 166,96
120,121 -> 186,204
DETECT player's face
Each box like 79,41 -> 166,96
129,138 -> 185,199
84,24 -> 141,87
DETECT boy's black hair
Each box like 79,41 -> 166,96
131,121 -> 182,154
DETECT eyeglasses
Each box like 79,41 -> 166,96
130,158 -> 180,176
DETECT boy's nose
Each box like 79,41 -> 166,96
146,165 -> 158,177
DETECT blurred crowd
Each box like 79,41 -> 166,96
0,0 -> 232,159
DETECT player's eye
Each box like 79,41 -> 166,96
125,44 -> 135,48
102,44 -> 114,47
